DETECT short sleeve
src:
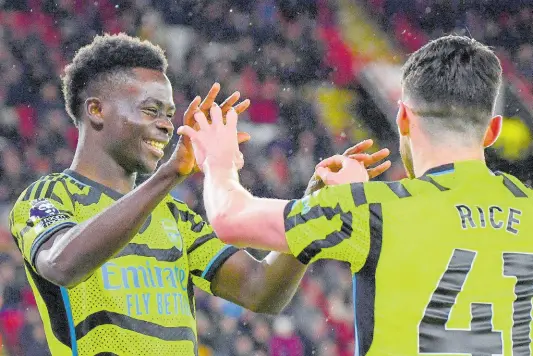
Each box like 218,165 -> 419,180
283,183 -> 372,273
9,178 -> 77,272
170,201 -> 238,295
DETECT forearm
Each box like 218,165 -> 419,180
40,164 -> 180,287
253,251 -> 307,313
211,250 -> 306,314
203,163 -> 289,252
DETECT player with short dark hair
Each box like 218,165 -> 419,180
8,33 -> 391,355
179,35 -> 533,354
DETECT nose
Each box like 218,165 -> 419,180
156,117 -> 174,138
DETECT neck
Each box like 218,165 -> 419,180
70,133 -> 136,194
412,139 -> 486,177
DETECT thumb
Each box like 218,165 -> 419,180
177,126 -> 198,140
237,132 -> 251,143
315,167 -> 332,185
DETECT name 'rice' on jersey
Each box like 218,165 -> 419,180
283,160 -> 533,355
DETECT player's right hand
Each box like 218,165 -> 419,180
171,83 -> 250,178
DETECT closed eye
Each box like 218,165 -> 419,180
142,108 -> 158,116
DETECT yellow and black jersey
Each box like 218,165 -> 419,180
284,160 -> 533,355
9,169 -> 238,356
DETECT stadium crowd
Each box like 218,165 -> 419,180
0,0 -> 532,355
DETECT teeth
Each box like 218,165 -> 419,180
146,140 -> 165,150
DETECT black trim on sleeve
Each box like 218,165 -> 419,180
354,203 -> 383,355
30,222 -> 77,267
495,172 -> 528,198
203,246 -> 240,283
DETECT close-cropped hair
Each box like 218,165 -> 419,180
402,35 -> 502,138
62,33 -> 168,125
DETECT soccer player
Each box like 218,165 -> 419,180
179,35 -> 533,354
8,33 -> 391,355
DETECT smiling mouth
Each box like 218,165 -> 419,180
143,139 -> 167,158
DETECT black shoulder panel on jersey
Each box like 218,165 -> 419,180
296,210 -> 353,264
351,183 -> 367,206
71,187 -> 104,206
495,172 -> 528,198
354,203 -> 383,355
417,175 -> 450,191
22,181 -> 40,201
285,203 -> 345,232
186,232 -> 217,254
385,181 -> 412,198
115,243 -> 183,262
166,202 -> 205,233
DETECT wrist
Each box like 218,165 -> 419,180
202,158 -> 238,176
157,162 -> 186,184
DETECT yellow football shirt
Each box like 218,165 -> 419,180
9,169 -> 238,356
284,160 -> 533,355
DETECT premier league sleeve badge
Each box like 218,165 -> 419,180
28,199 -> 70,229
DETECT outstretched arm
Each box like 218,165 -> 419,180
178,105 -> 390,252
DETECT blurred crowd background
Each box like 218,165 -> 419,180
0,0 -> 532,355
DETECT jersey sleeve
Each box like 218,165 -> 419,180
283,183 -> 373,273
9,178 -> 77,272
170,200 -> 239,295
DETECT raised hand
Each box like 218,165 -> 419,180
172,83 -> 250,178
177,104 -> 242,172
304,139 -> 391,195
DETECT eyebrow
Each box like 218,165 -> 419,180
141,97 -> 176,111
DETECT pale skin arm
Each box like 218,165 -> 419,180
178,105 -> 390,253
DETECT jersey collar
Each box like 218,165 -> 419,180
422,160 -> 493,177
63,169 -> 125,200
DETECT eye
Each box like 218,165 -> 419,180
142,108 -> 158,116
167,112 -> 175,119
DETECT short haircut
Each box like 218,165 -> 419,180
402,35 -> 502,140
62,33 -> 168,126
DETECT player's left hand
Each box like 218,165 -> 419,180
177,104 -> 243,172
314,155 -> 369,186
173,83 -> 251,178
304,139 -> 391,195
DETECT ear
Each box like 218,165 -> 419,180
85,97 -> 104,126
483,115 -> 502,148
396,101 -> 410,137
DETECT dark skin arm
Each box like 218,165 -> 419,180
36,164 -> 180,288
208,140 -> 391,314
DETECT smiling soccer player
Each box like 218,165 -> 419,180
7,33 -> 394,356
